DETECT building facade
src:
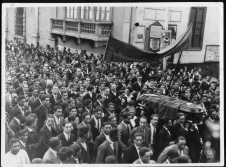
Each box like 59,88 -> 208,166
5,5 -> 221,69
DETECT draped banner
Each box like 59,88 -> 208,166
104,23 -> 193,63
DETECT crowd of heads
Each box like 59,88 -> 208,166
4,39 -> 220,164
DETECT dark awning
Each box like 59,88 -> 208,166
104,23 -> 193,63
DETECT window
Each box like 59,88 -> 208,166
96,7 -> 110,21
189,7 -> 207,50
15,7 -> 24,36
81,6 -> 92,20
66,7 -> 77,19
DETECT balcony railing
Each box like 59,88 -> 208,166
50,18 -> 113,41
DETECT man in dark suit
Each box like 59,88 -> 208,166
69,143 -> 81,164
103,102 -> 118,123
56,84 -> 63,101
90,106 -> 103,141
24,116 -> 40,161
93,122 -> 112,162
157,136 -> 189,163
9,95 -> 26,122
43,137 -> 61,164
38,114 -> 57,158
103,88 -> 113,112
148,114 -> 161,160
171,112 -> 189,141
132,75 -> 143,92
156,118 -> 175,158
18,129 -> 29,152
53,106 -> 64,135
31,89 -> 44,112
201,76 -> 211,91
75,126 -> 91,163
34,94 -> 51,132
109,83 -> 119,101
83,85 -> 96,102
55,90 -> 69,118
68,83 -> 78,99
117,112 -> 131,155
9,108 -> 23,137
123,132 -> 145,163
95,128 -> 119,163
93,94 -> 104,109
57,120 -> 76,147
128,116 -> 151,148
49,86 -> 58,113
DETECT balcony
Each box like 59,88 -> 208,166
50,18 -> 113,47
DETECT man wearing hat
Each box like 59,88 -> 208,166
95,128 -> 119,163
75,126 -> 91,163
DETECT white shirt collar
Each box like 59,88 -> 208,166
63,131 -> 70,139
14,117 -> 20,125
26,126 -> 33,132
103,132 -> 109,140
122,121 -> 128,128
139,158 -> 144,164
20,140 -> 26,147
108,138 -> 114,144
46,124 -> 52,131
17,104 -> 22,110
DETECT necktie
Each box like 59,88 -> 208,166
142,128 -> 146,144
97,119 -> 99,132
68,134 -> 70,141
153,126 -> 156,144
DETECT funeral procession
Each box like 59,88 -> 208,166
2,3 -> 223,165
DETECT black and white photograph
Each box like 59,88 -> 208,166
1,2 -> 223,166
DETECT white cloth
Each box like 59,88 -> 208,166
5,149 -> 30,164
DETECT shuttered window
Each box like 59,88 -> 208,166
189,7 -> 207,50
66,7 -> 77,19
15,8 -> 24,36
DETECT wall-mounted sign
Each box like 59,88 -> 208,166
204,45 -> 219,62
148,21 -> 163,51
150,38 -> 160,51
135,26 -> 145,43
150,25 -> 162,38
160,30 -> 172,50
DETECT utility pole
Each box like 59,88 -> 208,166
163,7 -> 169,70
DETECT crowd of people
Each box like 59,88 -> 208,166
4,39 -> 220,164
